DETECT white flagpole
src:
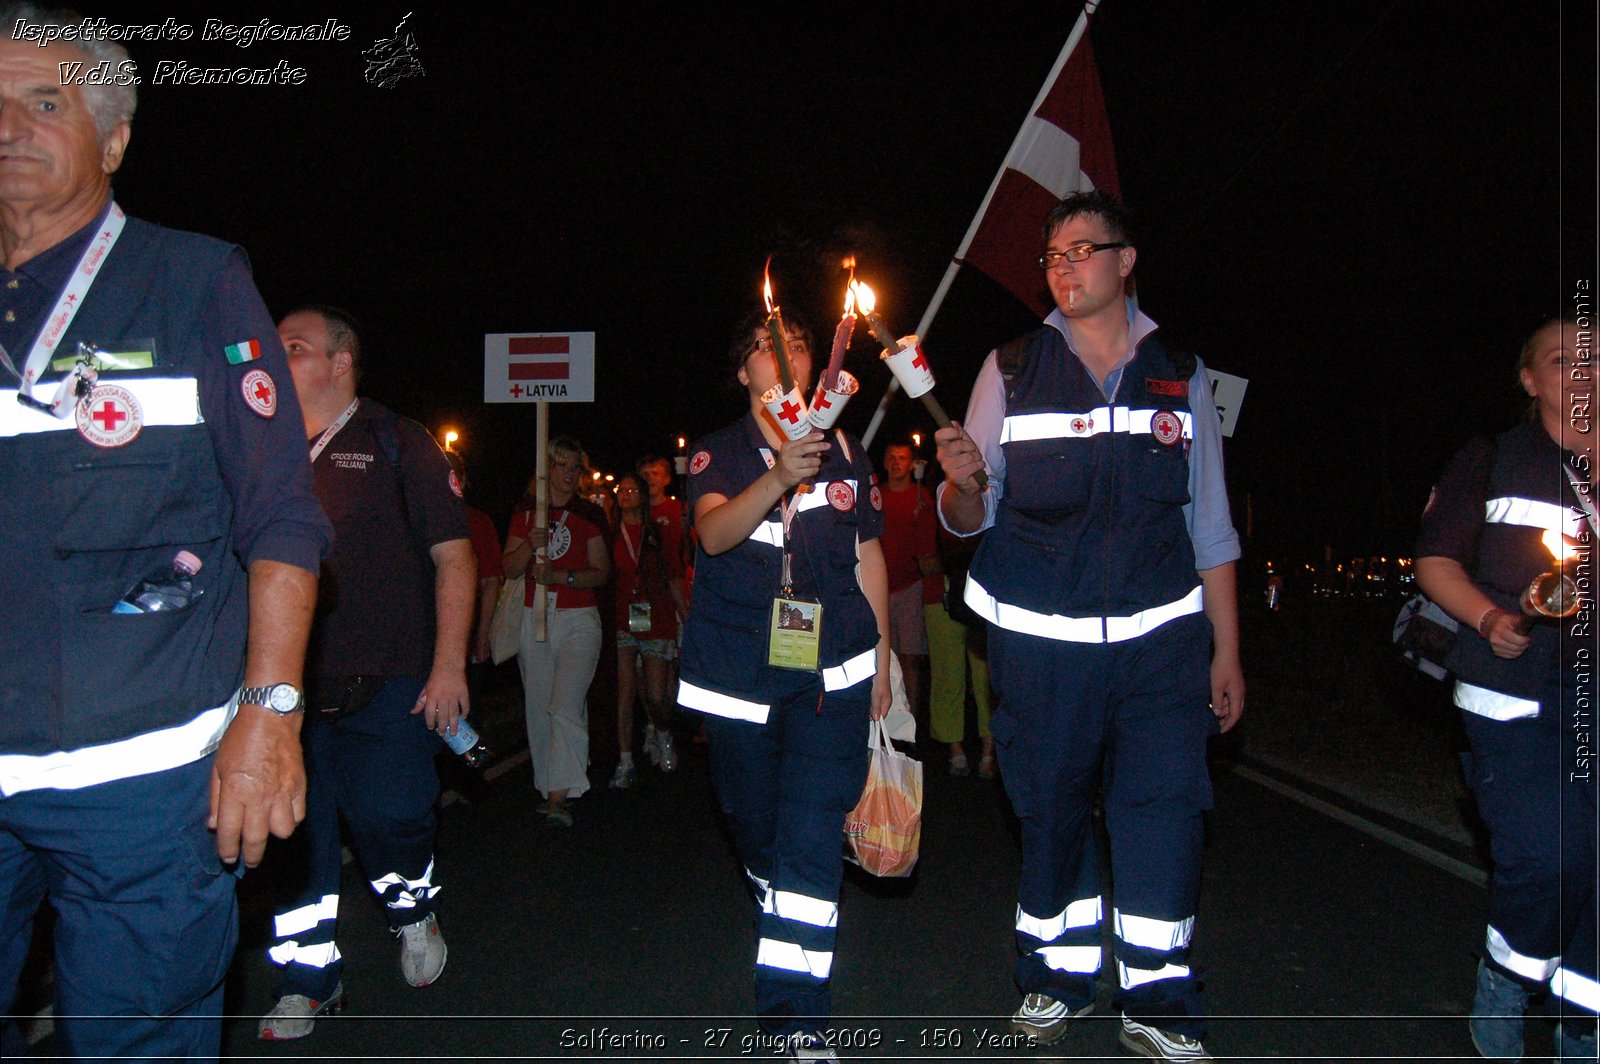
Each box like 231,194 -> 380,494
861,1 -> 1102,449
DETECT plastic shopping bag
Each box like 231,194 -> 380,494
489,576 -> 525,665
843,719 -> 923,877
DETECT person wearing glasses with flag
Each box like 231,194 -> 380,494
935,189 -> 1241,1063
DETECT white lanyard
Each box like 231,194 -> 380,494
4,203 -> 127,417
309,399 -> 361,461
619,520 -> 641,564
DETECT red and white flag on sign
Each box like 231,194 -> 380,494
958,4 -> 1120,317
508,335 -> 571,380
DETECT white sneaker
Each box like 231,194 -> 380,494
258,983 -> 345,1040
397,912 -> 447,987
610,761 -> 637,789
1010,992 -> 1093,1045
658,731 -> 678,772
1118,1014 -> 1214,1062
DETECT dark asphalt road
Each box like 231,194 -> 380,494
201,722 -> 1521,1063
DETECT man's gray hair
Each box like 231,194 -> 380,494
0,3 -> 137,139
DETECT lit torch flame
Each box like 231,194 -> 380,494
763,259 -> 776,315
843,285 -> 856,316
1542,529 -> 1578,564
851,279 -> 875,316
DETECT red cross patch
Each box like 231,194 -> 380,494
74,384 -> 143,448
689,450 -> 711,475
869,485 -> 883,511
448,469 -> 464,498
241,369 -> 277,418
1070,416 -> 1094,435
827,481 -> 855,512
1151,410 -> 1183,446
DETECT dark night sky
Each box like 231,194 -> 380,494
102,2 -> 1595,564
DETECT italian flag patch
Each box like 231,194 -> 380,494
224,339 -> 262,364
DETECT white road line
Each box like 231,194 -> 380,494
1231,763 -> 1487,887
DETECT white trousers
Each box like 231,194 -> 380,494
517,603 -> 601,798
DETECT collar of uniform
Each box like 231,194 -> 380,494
1044,298 -> 1161,400
2,195 -> 114,289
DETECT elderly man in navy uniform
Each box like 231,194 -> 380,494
0,5 -> 329,1059
936,189 -> 1242,1063
256,304 -> 474,1040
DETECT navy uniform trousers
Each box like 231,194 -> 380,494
1463,677 -> 1599,1034
268,677 -> 442,999
0,755 -> 236,1060
990,612 -> 1214,1039
703,673 -> 872,1039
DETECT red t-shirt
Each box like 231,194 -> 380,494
880,482 -> 941,603
468,506 -> 503,581
612,517 -> 682,638
508,503 -> 603,609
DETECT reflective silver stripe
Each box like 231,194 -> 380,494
1487,925 -> 1560,981
1117,959 -> 1188,989
999,407 -> 1192,445
1114,910 -> 1194,951
1551,966 -> 1600,1012
268,940 -> 341,969
273,894 -> 339,939
966,576 -> 1203,644
766,889 -> 838,929
1485,495 -> 1584,537
1001,408 -> 1114,443
371,858 -> 439,909
1038,945 -> 1103,973
1455,682 -> 1541,721
797,479 -> 855,513
0,377 -> 201,438
1123,408 -> 1193,437
756,938 -> 833,979
0,701 -> 230,797
677,679 -> 770,724
1016,897 -> 1102,941
822,648 -> 876,691
749,520 -> 784,548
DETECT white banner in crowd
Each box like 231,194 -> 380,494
484,332 -> 595,404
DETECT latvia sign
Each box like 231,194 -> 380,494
484,332 -> 595,403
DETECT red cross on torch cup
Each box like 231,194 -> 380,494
851,279 -> 987,490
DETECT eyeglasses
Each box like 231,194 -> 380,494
749,336 -> 811,356
1037,242 -> 1128,269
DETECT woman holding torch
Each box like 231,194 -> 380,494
677,309 -> 891,1061
1415,317 -> 1595,1060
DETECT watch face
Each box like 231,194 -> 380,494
267,684 -> 301,712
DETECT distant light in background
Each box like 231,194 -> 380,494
441,428 -> 459,451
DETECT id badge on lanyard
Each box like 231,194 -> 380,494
765,488 -> 823,671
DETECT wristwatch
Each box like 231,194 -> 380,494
239,682 -> 305,715
566,570 -> 576,587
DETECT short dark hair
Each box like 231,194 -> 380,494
1043,188 -> 1134,247
636,453 -> 669,474
727,307 -> 814,378
285,303 -> 363,384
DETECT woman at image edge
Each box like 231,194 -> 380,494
677,311 -> 891,1062
1415,317 -> 1596,1060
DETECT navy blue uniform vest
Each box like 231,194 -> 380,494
680,416 -> 879,709
971,325 -> 1199,620
0,219 -> 246,752
1446,422 -> 1584,701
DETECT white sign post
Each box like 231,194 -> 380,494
485,332 -> 596,640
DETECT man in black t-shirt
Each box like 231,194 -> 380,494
257,305 -> 475,1041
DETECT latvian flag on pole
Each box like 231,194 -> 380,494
950,0 -> 1120,318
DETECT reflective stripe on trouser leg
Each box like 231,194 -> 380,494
1101,615 -> 1213,1038
329,678 -> 444,931
372,857 -> 441,919
267,893 -> 342,971
989,626 -> 1111,1009
705,675 -> 871,1038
